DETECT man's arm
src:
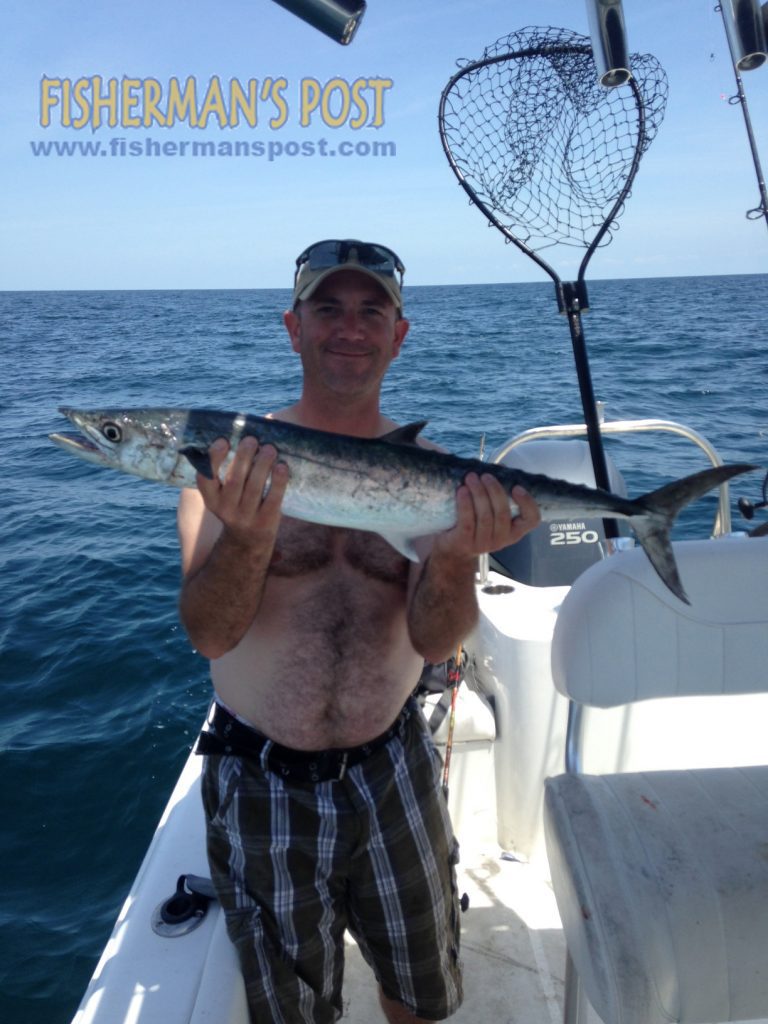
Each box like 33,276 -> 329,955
177,437 -> 289,660
407,475 -> 540,664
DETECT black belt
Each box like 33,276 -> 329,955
195,699 -> 413,782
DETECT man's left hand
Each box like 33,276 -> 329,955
434,474 -> 541,561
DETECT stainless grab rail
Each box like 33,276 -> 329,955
478,412 -> 734,585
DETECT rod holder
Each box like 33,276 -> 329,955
270,0 -> 366,45
720,0 -> 768,71
555,280 -> 591,315
585,0 -> 632,87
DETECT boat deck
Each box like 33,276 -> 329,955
73,712 -> 768,1024
72,738 -> 576,1024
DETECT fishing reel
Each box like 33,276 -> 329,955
737,470 -> 768,535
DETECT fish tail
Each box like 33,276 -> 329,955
630,463 -> 758,603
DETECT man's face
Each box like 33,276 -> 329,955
284,269 -> 409,400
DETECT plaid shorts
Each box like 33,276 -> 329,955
201,700 -> 463,1023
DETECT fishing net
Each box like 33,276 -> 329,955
439,26 -> 669,253
438,26 -> 669,525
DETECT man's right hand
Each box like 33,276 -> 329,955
177,438 -> 291,659
196,436 -> 290,548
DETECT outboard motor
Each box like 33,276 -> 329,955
488,439 -> 631,588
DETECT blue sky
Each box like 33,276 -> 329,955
1,1 -> 766,289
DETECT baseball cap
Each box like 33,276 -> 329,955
293,239 -> 405,312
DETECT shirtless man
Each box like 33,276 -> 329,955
177,239 -> 540,1024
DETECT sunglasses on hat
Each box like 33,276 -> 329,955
292,239 -> 406,313
294,239 -> 405,285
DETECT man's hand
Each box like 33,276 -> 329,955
433,474 -> 541,561
177,437 -> 291,659
407,476 -> 540,664
196,436 -> 290,548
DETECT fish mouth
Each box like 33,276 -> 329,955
48,431 -> 111,466
49,431 -> 100,453
49,408 -> 111,463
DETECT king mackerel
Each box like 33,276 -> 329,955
50,405 -> 756,603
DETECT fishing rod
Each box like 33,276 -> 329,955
441,643 -> 464,799
717,0 -> 768,231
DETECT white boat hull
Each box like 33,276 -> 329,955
72,435 -> 768,1024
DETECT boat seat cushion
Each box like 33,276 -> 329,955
551,537 -> 768,708
544,765 -> 768,1024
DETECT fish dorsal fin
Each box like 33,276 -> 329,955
380,420 -> 428,446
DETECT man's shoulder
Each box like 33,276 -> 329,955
416,435 -> 445,453
177,485 -> 213,531
178,485 -> 204,512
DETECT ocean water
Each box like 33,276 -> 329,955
1,275 -> 767,1024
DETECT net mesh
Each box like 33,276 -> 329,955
440,26 -> 668,251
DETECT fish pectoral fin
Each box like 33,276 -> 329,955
380,420 -> 429,447
380,532 -> 423,562
179,446 -> 215,480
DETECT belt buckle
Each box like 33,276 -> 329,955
336,751 -> 349,781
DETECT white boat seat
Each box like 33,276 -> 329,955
543,536 -> 768,1024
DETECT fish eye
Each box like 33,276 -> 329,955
101,421 -> 123,443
